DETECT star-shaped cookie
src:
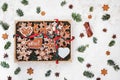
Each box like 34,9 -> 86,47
2,33 -> 8,40
102,4 -> 109,11
101,68 -> 108,76
27,67 -> 34,75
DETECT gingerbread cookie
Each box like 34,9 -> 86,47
15,21 -> 71,61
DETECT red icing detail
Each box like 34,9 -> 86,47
54,19 -> 59,23
29,34 -> 39,39
66,36 -> 75,42
56,60 -> 59,64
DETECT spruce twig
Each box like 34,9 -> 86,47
16,9 -> 24,17
45,70 -> 52,77
36,7 -> 41,14
2,3 -> 8,12
72,12 -> 82,22
0,61 -> 10,68
0,21 -> 9,30
61,0 -> 66,6
78,57 -> 84,63
14,67 -> 21,75
102,14 -> 110,21
83,71 -> 94,78
4,41 -> 11,50
21,0 -> 28,5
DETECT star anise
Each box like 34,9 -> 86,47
4,53 -> 8,58
96,77 -> 101,80
8,76 -> 12,80
86,63 -> 91,68
55,72 -> 60,77
79,33 -> 84,38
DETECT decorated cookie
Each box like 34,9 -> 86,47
15,21 -> 71,61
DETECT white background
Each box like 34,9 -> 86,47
0,0 -> 120,80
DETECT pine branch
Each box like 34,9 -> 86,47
4,41 -> 11,50
93,37 -> 97,44
16,9 -> 24,17
45,70 -> 52,77
21,0 -> 28,5
78,57 -> 84,63
83,71 -> 94,78
36,7 -> 41,14
77,45 -> 88,52
1,3 -> 8,12
113,65 -> 120,71
89,6 -> 94,12
0,21 -> 9,30
107,59 -> 120,71
0,61 -> 10,68
102,14 -> 110,21
61,0 -> 66,6
107,59 -> 115,66
14,67 -> 21,75
108,40 -> 115,47
28,78 -> 32,80
72,12 -> 82,22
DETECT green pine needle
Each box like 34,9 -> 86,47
0,21 -> 9,30
72,12 -> 82,22
83,71 -> 94,78
107,59 -> 115,66
36,7 -> 41,14
14,67 -> 21,75
0,61 -> 10,68
21,0 -> 28,5
2,3 -> 8,12
102,14 -> 110,21
16,9 -> 24,17
108,40 -> 115,47
78,57 -> 84,63
45,70 -> 52,77
113,65 -> 120,71
89,6 -> 93,12
4,41 -> 11,50
61,0 -> 66,6
93,37 -> 97,44
28,78 -> 32,80
77,45 -> 88,53
107,59 -> 120,71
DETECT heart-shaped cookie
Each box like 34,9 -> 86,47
58,47 -> 70,58
19,26 -> 33,37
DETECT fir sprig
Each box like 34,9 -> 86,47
61,0 -> 66,6
107,59 -> 115,66
36,7 -> 41,14
4,41 -> 11,50
14,67 -> 21,75
107,59 -> 120,71
77,45 -> 89,53
0,21 -> 9,30
45,70 -> 52,77
28,78 -> 32,80
0,61 -> 10,68
1,3 -> 8,12
89,6 -> 94,12
113,65 -> 120,71
78,57 -> 84,63
83,71 -> 94,78
72,12 -> 82,22
108,40 -> 115,47
21,0 -> 28,5
16,9 -> 24,17
93,37 -> 97,44
102,14 -> 110,21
